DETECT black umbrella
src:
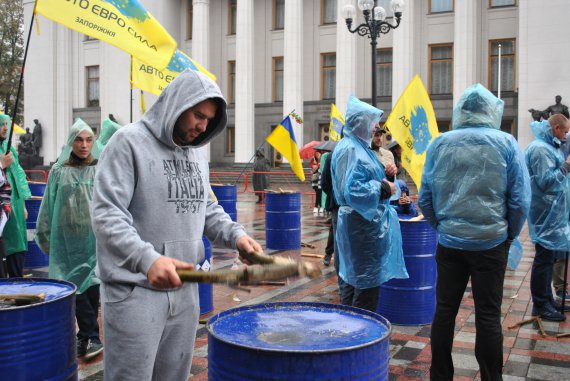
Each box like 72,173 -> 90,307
313,140 -> 338,152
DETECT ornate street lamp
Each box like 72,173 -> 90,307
342,0 -> 405,108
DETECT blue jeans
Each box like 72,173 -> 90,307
530,244 -> 559,310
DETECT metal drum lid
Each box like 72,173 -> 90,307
208,302 -> 390,351
0,279 -> 76,309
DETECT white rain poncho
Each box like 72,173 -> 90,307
419,84 -> 530,251
525,119 -> 570,252
35,118 -> 99,293
331,96 -> 408,289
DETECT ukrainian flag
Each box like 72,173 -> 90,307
36,0 -> 177,69
385,75 -> 440,189
329,103 -> 345,141
266,116 -> 305,182
132,49 -> 216,96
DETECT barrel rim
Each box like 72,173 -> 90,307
207,301 -> 392,353
0,277 -> 77,310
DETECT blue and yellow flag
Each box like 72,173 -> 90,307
36,0 -> 177,69
132,49 -> 216,95
385,75 -> 439,189
329,103 -> 345,142
266,116 -> 305,182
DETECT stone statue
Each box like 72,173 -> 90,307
528,108 -> 548,122
544,95 -> 570,118
17,128 -> 35,156
32,119 -> 42,155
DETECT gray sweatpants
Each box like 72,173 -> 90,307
101,281 -> 200,381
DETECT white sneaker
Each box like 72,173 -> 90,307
313,207 -> 319,215
318,208 -> 324,216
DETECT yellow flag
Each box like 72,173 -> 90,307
36,0 -> 177,69
329,103 -> 345,142
132,49 -> 216,95
385,75 -> 439,189
266,116 -> 305,182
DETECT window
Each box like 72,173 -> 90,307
321,53 -> 336,100
429,0 -> 453,13
490,0 -> 515,7
228,0 -> 237,35
321,0 -> 336,24
376,48 -> 392,97
274,0 -> 285,30
226,126 -> 235,154
489,39 -> 515,92
500,119 -> 515,136
86,66 -> 99,107
186,0 -> 193,40
273,57 -> 284,102
429,44 -> 453,95
228,61 -> 236,104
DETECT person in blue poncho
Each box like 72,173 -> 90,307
419,84 -> 530,381
390,179 -> 418,218
331,96 -> 407,312
525,113 -> 570,322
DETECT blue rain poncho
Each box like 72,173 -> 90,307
525,119 -> 570,251
35,119 -> 99,293
419,84 -> 530,251
331,96 -> 408,289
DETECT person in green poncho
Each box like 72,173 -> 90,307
35,118 -> 108,360
0,114 -> 31,278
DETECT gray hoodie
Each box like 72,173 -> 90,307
92,70 -> 246,287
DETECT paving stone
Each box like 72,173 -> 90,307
527,363 -> 570,380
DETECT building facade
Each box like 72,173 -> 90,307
22,0 -> 570,166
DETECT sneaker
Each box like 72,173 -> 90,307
318,208 -> 324,216
84,339 -> 104,360
313,207 -> 319,215
322,255 -> 331,267
556,290 -> 570,302
552,300 -> 570,312
532,305 -> 566,322
76,338 -> 88,358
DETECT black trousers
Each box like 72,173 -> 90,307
6,251 -> 26,278
0,238 -> 7,278
76,285 -> 101,342
430,242 -> 507,381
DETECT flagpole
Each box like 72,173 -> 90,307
130,56 -> 133,123
497,44 -> 502,99
5,0 -> 38,154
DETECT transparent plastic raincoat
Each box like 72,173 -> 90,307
35,119 -> 99,293
331,96 -> 408,289
419,84 -> 530,251
92,118 -> 121,158
525,119 -> 570,251
0,114 -> 31,255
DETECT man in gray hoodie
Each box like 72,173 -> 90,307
92,69 -> 262,380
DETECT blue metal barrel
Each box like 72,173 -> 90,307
208,302 -> 391,380
211,184 -> 237,222
24,198 -> 49,269
265,192 -> 301,250
198,236 -> 213,315
0,278 -> 78,380
28,182 -> 47,197
377,219 -> 437,325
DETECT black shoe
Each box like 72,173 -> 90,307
552,300 -> 570,312
84,339 -> 104,360
532,305 -> 566,322
556,290 -> 570,302
76,338 -> 88,358
322,255 -> 331,267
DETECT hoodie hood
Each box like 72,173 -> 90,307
141,69 -> 227,149
452,84 -> 504,130
530,119 -> 556,146
344,96 -> 383,146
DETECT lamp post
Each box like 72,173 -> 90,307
342,0 -> 404,108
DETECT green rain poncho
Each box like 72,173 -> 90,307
35,119 -> 99,293
0,114 -> 31,255
92,118 -> 122,158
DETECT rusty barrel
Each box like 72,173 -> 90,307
208,302 -> 391,380
377,219 -> 437,325
265,192 -> 301,250
0,278 -> 77,380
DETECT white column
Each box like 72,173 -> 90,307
392,0 -> 418,104
453,0 -> 479,106
283,0 -> 304,145
335,0 -> 357,115
234,0 -> 255,163
192,0 -> 212,160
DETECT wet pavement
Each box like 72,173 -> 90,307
25,189 -> 570,380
